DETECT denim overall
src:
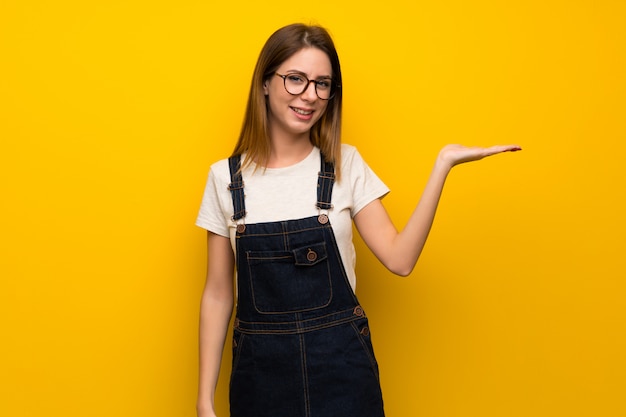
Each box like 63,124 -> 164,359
227,153 -> 385,417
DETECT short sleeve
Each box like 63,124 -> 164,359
343,145 -> 390,217
195,166 -> 230,237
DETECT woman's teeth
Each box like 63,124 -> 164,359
292,107 -> 312,115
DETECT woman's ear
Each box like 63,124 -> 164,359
263,82 -> 269,96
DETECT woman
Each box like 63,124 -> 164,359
196,23 -> 520,417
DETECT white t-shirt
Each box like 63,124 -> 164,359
195,144 -> 389,290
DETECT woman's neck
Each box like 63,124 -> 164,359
265,134 -> 314,168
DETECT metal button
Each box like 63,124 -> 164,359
306,249 -> 318,262
353,306 -> 364,317
360,327 -> 370,336
318,214 -> 329,224
234,318 -> 240,328
236,224 -> 246,234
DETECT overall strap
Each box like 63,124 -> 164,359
227,155 -> 246,221
316,153 -> 335,211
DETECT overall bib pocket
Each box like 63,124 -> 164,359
246,242 -> 332,314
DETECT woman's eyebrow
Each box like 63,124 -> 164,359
284,69 -> 333,79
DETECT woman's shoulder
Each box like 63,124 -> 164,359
207,156 -> 234,184
340,143 -> 358,155
209,156 -> 232,171
340,143 -> 368,166
340,143 -> 359,163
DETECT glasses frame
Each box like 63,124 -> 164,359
274,72 -> 339,100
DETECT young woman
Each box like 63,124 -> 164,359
196,23 -> 520,417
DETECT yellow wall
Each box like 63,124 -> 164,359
1,1 -> 624,416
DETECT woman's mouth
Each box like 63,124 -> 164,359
291,107 -> 314,116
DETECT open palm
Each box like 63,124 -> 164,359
439,144 -> 522,168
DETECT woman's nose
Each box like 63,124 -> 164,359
301,81 -> 318,101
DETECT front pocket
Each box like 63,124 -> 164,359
231,329 -> 246,375
246,242 -> 332,313
350,320 -> 380,380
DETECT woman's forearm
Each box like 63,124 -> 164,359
197,232 -> 236,417
388,157 -> 452,275
197,289 -> 233,415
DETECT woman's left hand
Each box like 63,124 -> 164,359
438,144 -> 522,169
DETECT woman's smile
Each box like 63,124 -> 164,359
290,106 -> 315,119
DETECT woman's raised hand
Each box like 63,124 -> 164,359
438,144 -> 522,169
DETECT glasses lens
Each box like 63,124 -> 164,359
284,74 -> 307,95
315,78 -> 333,100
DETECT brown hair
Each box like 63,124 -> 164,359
232,23 -> 343,177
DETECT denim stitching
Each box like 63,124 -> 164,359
325,226 -> 361,306
298,331 -> 311,417
234,317 -> 360,335
350,321 -> 380,380
237,222 -> 331,237
235,306 -> 357,326
231,331 -> 246,375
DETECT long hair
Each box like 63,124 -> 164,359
232,24 -> 343,177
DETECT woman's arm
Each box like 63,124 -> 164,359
197,232 -> 235,417
354,144 -> 521,276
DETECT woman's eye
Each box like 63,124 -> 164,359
288,75 -> 306,84
316,79 -> 332,89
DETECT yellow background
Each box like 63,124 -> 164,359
1,1 -> 625,416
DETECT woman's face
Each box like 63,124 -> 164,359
264,47 -> 332,140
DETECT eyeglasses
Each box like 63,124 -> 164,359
275,72 -> 338,100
